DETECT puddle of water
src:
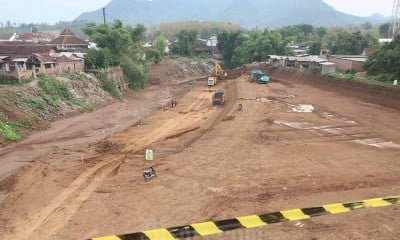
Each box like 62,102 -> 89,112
289,104 -> 315,113
273,120 -> 311,129
352,138 -> 383,148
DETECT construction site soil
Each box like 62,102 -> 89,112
0,68 -> 399,240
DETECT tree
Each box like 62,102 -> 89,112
328,30 -> 378,55
361,22 -> 373,30
217,31 -> 243,67
308,41 -> 322,55
171,29 -> 198,56
131,24 -> 146,43
379,23 -> 390,38
83,20 -> 149,90
315,27 -> 327,41
154,34 -> 168,55
363,35 -> 400,82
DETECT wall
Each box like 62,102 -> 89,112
329,56 -> 364,72
269,68 -> 400,111
106,66 -> 129,91
58,61 -> 84,72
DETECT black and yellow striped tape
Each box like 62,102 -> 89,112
90,196 -> 399,240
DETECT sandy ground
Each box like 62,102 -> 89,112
0,74 -> 399,240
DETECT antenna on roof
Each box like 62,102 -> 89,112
102,7 -> 106,25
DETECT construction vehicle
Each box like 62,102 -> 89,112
251,70 -> 270,84
215,63 -> 227,79
212,90 -> 225,106
207,76 -> 218,86
208,63 -> 228,86
143,166 -> 156,181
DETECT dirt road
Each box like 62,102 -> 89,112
1,73 -> 399,240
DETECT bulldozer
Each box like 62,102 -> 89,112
212,90 -> 225,106
208,63 -> 228,86
250,69 -> 269,84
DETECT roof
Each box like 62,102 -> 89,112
12,58 -> 29,62
0,44 -> 54,56
268,55 -> 327,63
320,62 -> 336,66
0,32 -> 16,40
31,53 -> 55,63
16,32 -> 53,42
49,28 -> 88,46
379,38 -> 393,43
330,55 -> 368,62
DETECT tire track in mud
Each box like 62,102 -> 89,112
10,80 -> 238,239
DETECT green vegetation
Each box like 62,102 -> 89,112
155,21 -> 242,39
0,122 -> 21,141
216,28 -> 288,68
363,35 -> 400,83
171,29 -> 198,56
217,24 -> 379,68
83,20 -> 149,91
328,72 -> 357,80
327,30 -> 377,55
121,59 -> 148,90
95,71 -> 122,99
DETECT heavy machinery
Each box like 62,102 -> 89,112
208,63 -> 228,86
207,76 -> 218,86
212,90 -> 225,106
215,63 -> 227,79
251,70 -> 270,84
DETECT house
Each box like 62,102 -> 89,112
328,55 -> 368,72
267,55 -> 327,69
48,28 -> 89,52
0,32 -> 18,42
51,52 -> 85,72
15,32 -> 55,43
195,39 -> 211,54
207,36 -> 218,47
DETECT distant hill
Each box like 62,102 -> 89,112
76,0 -> 388,28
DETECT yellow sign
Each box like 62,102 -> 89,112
145,149 -> 154,161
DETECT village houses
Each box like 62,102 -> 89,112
0,28 -> 88,82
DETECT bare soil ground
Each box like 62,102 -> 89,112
1,70 -> 400,240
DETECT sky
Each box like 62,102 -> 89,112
0,0 -> 395,24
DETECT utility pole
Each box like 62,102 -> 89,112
388,0 -> 400,39
102,7 -> 106,25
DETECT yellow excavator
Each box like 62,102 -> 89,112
208,63 -> 228,86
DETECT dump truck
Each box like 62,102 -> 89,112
207,76 -> 218,86
251,70 -> 270,84
212,90 -> 225,106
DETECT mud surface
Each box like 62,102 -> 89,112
0,72 -> 399,240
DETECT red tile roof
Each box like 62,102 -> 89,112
0,44 -> 54,57
49,28 -> 87,46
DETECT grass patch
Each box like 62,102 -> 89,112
328,72 -> 357,80
0,122 -> 21,141
95,71 -> 122,99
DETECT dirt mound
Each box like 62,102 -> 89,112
149,58 -> 214,85
0,74 -> 113,146
269,68 -> 400,110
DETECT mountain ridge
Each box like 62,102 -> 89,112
76,0 -> 388,28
